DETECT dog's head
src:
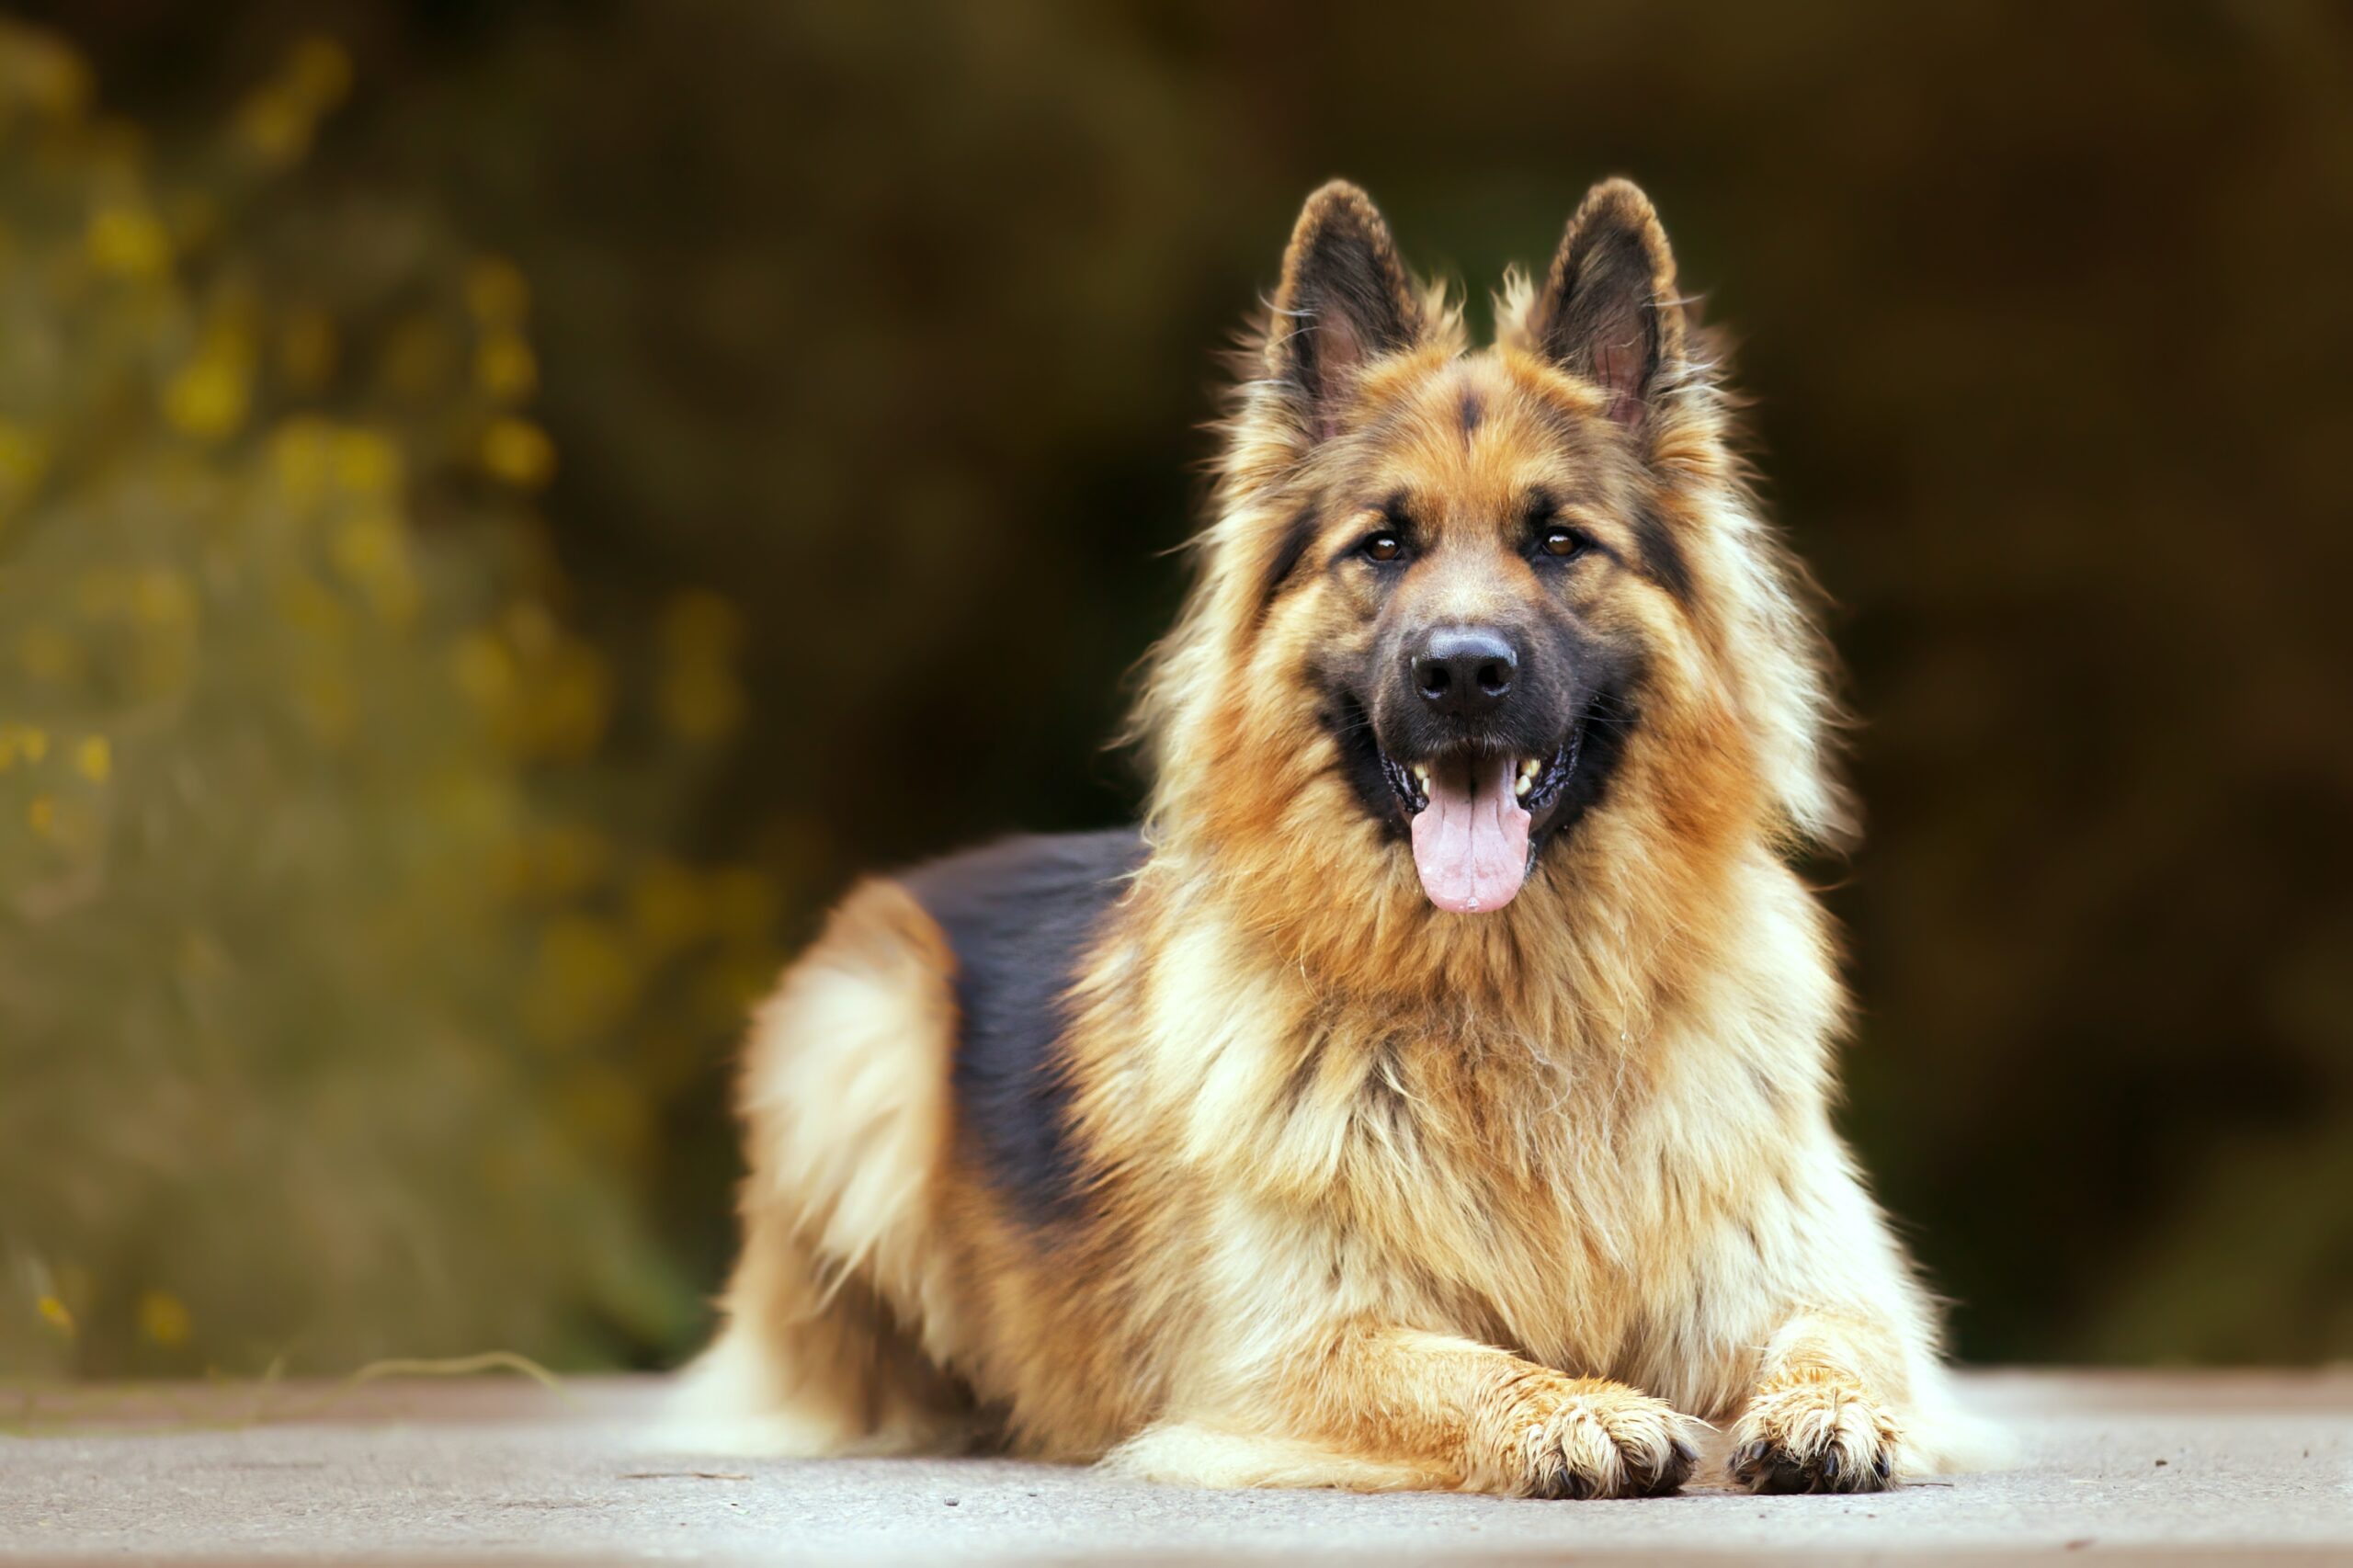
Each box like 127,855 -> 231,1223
1140,180 -> 1847,930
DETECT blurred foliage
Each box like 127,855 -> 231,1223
0,19 -> 777,1376
6,0 -> 2349,1371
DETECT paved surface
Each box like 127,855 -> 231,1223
2,1372 -> 2348,1563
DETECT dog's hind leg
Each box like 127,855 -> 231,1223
1108,1421 -> 1448,1493
668,1220 -> 970,1456
665,879 -> 972,1457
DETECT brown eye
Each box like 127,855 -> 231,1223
1540,525 -> 1591,559
1360,531 -> 1404,563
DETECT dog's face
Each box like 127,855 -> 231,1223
1248,182 -> 1701,914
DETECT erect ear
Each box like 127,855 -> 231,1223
1529,178 -> 1687,428
1267,181 -> 1425,443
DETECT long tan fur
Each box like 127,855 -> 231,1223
674,177 -> 2005,1497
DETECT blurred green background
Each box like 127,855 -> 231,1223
1,1 -> 2346,1379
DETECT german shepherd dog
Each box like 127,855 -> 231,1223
676,179 -> 1995,1496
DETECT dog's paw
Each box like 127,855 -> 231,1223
1509,1381 -> 1700,1499
1727,1379 -> 1902,1494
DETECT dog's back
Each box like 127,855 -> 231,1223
905,829 -> 1146,1228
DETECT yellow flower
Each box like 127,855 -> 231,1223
473,333 -> 538,400
75,734 -> 110,782
285,37 -> 352,112
164,355 -> 250,441
660,664 -> 745,743
36,1294 -> 74,1334
464,257 -> 530,325
503,599 -> 557,658
138,1290 -> 193,1347
269,417 -> 333,504
449,631 -> 517,710
330,429 -> 401,496
525,915 -> 640,1048
0,420 -> 42,474
27,795 -> 55,835
333,510 -> 418,625
134,569 -> 197,629
233,37 -> 348,166
480,417 -> 555,489
525,642 -> 610,758
85,205 -> 170,278
0,419 -> 48,521
0,724 -> 51,767
234,91 -> 313,164
0,26 -> 92,119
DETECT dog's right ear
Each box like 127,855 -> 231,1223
1527,178 -> 1686,431
1266,182 -> 1424,444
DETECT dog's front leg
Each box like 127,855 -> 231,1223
1724,1309 -> 1909,1494
1122,1322 -> 1699,1497
1290,1322 -> 1704,1498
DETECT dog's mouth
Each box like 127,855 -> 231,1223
1377,733 -> 1584,915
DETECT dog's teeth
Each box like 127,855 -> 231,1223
1515,773 -> 1532,799
1412,764 -> 1430,789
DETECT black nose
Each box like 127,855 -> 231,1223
1412,627 -> 1518,719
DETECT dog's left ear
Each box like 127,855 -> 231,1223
1267,181 -> 1426,443
1529,178 -> 1687,428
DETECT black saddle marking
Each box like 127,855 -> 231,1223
901,828 -> 1146,1226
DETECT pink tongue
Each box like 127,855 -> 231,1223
1409,755 -> 1531,914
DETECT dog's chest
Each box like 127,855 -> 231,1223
1167,960 -> 1786,1358
1324,1046 -> 1749,1360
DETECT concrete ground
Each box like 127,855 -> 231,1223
2,1372 -> 2348,1564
